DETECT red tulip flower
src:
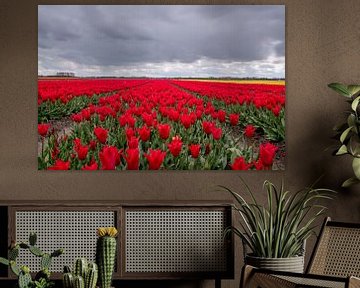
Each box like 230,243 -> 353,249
217,110 -> 226,123
230,156 -> 250,170
189,144 -> 201,158
125,148 -> 140,170
211,127 -> 222,140
229,114 -> 239,126
48,159 -> 70,170
144,149 -> 166,170
125,127 -> 135,141
127,136 -> 139,149
73,138 -> 89,161
244,125 -> 256,138
89,140 -> 97,150
272,105 -> 281,117
138,126 -> 151,142
202,121 -> 214,135
157,124 -> 171,140
71,114 -> 82,123
38,123 -> 50,137
168,136 -> 183,157
94,127 -> 108,144
180,114 -> 192,129
82,162 -> 98,170
99,145 -> 121,170
259,142 -> 278,167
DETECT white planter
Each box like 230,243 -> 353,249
245,254 -> 305,273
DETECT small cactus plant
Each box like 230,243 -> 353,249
0,232 -> 63,288
96,227 -> 118,288
62,259 -> 98,288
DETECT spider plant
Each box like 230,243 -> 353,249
222,179 -> 335,258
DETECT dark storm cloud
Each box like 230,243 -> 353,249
38,5 -> 285,77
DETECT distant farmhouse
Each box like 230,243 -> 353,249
56,72 -> 75,77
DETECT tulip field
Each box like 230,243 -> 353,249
38,78 -> 285,170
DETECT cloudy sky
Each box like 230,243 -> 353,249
38,5 -> 285,78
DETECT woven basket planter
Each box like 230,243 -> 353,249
245,254 -> 305,273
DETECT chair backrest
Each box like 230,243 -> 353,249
307,217 -> 360,277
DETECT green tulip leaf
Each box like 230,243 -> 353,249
342,177 -> 360,188
336,145 -> 348,155
328,83 -> 351,97
352,157 -> 360,179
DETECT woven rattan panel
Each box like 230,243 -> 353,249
277,275 -> 345,288
15,211 -> 115,272
125,210 -> 227,273
310,226 -> 360,277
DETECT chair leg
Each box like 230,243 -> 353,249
349,276 -> 360,288
240,265 -> 255,288
240,265 -> 296,288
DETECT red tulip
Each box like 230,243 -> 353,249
138,126 -> 151,142
180,114 -> 192,129
127,136 -> 139,149
259,142 -> 278,167
229,114 -> 239,126
94,127 -> 108,144
119,113 -> 136,127
71,113 -> 83,123
73,138 -> 89,161
89,140 -> 97,150
48,159 -> 70,170
189,144 -> 201,158
142,113 -> 154,127
168,136 -> 182,157
144,149 -> 166,170
157,124 -> 171,140
82,162 -> 98,170
125,127 -> 135,141
244,125 -> 256,138
202,121 -> 214,135
272,105 -> 281,117
124,148 -> 140,170
230,157 -> 250,170
217,110 -> 226,123
211,127 -> 222,140
99,145 -> 121,170
38,123 -> 50,137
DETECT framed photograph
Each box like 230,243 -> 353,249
38,5 -> 285,170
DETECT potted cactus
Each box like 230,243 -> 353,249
62,258 -> 98,288
0,232 -> 63,288
96,227 -> 118,288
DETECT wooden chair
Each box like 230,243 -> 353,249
241,217 -> 360,288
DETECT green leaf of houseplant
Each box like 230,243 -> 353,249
349,135 -> 360,157
347,85 -> 360,97
351,96 -> 360,111
336,145 -> 348,155
342,177 -> 360,188
352,157 -> 360,179
340,126 -> 353,143
347,114 -> 356,128
328,83 -> 351,97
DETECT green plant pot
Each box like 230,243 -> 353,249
245,254 -> 304,273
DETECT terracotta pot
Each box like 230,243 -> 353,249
245,254 -> 305,273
